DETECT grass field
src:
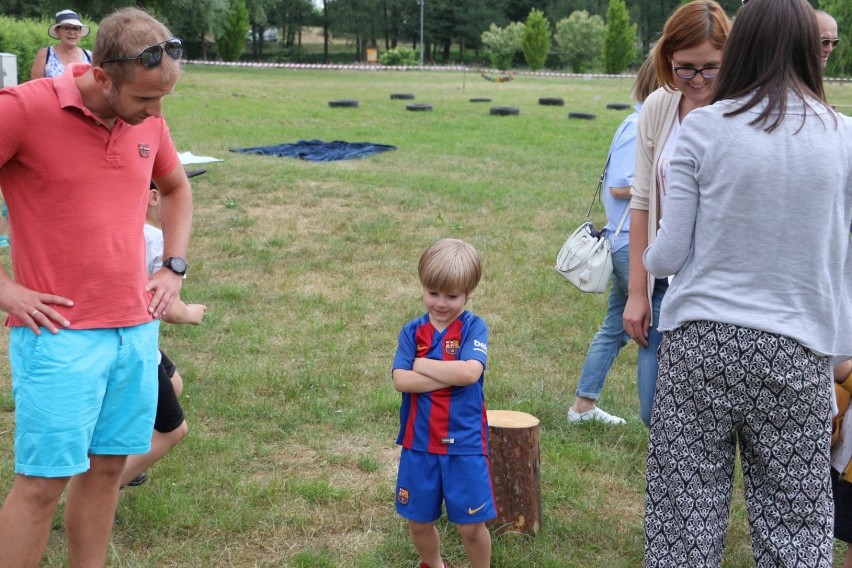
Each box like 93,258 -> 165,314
0,67 -> 850,567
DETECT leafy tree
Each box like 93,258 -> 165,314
821,0 -> 851,76
521,8 -> 551,70
216,0 -> 250,61
159,0 -> 229,60
603,0 -> 636,73
554,10 -> 604,72
481,22 -> 524,70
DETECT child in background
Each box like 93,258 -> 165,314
392,238 -> 494,568
119,177 -> 207,487
831,358 -> 852,568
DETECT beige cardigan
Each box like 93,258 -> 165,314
630,87 -> 682,304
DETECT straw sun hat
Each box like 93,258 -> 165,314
48,10 -> 90,39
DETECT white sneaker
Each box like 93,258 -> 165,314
568,406 -> 626,424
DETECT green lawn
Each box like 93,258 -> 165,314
1,67 -> 850,567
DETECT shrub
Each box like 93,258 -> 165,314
379,47 -> 418,66
521,8 -> 552,72
215,0 -> 250,62
554,11 -> 605,73
603,0 -> 637,74
480,22 -> 524,71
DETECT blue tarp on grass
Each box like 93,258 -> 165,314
230,139 -> 397,162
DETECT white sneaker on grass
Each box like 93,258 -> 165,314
567,406 -> 626,424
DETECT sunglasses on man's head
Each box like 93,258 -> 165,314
101,38 -> 183,69
822,38 -> 840,48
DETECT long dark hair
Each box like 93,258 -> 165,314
712,0 -> 828,132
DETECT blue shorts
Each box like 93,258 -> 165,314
395,448 -> 497,524
9,322 -> 159,477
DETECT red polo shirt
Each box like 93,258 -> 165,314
0,64 -> 180,328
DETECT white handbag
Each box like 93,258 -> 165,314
555,161 -> 629,293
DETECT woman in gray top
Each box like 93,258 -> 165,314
642,0 -> 852,565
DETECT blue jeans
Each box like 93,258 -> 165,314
638,278 -> 667,427
575,247 -> 630,401
575,246 -> 667,426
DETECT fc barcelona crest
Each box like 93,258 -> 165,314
397,487 -> 410,505
444,339 -> 460,356
138,143 -> 150,158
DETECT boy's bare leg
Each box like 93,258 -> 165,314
458,522 -> 491,568
845,544 -> 852,568
0,475 -> 68,568
65,455 -> 127,568
408,520 -> 443,568
119,422 -> 188,487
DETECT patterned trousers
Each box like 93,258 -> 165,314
644,321 -> 833,567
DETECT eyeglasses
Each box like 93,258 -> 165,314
673,66 -> 720,80
58,25 -> 82,33
822,38 -> 840,48
101,38 -> 183,69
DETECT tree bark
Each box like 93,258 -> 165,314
486,410 -> 542,536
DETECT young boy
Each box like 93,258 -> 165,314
119,179 -> 207,487
392,238 -> 495,568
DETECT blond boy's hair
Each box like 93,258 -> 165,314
418,238 -> 482,295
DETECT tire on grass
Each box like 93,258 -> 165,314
606,102 -> 631,110
328,99 -> 359,108
469,97 -> 492,103
568,112 -> 596,120
406,103 -> 433,111
391,93 -> 415,100
490,106 -> 520,116
538,97 -> 565,106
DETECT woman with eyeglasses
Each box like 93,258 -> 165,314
642,0 -> 852,564
30,9 -> 92,80
623,0 -> 731,428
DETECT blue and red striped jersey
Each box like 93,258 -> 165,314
392,310 -> 489,455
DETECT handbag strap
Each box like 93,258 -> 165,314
584,153 -> 611,220
585,152 -> 631,238
611,201 -> 630,239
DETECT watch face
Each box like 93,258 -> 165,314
166,257 -> 187,274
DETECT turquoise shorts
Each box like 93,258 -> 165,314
395,449 -> 497,524
9,321 -> 159,477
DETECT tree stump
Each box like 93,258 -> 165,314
486,409 -> 541,536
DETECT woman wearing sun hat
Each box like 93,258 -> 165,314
30,9 -> 92,79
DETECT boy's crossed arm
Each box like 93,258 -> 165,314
392,358 -> 483,393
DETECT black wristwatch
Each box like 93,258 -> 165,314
163,256 -> 188,276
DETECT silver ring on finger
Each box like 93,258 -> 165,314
31,309 -> 39,317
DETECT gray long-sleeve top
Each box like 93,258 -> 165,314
644,94 -> 852,362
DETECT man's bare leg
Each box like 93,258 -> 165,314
0,474 -> 69,568
65,455 -> 127,568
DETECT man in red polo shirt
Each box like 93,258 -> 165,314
0,7 -> 192,567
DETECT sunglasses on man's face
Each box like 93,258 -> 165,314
822,38 -> 840,48
101,38 -> 183,69
59,26 -> 82,33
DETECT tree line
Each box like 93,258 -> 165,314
1,0 -> 848,75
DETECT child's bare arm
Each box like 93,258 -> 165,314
162,298 -> 206,325
412,358 -> 484,387
392,368 -> 453,393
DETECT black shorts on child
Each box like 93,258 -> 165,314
832,467 -> 852,543
154,350 -> 185,433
